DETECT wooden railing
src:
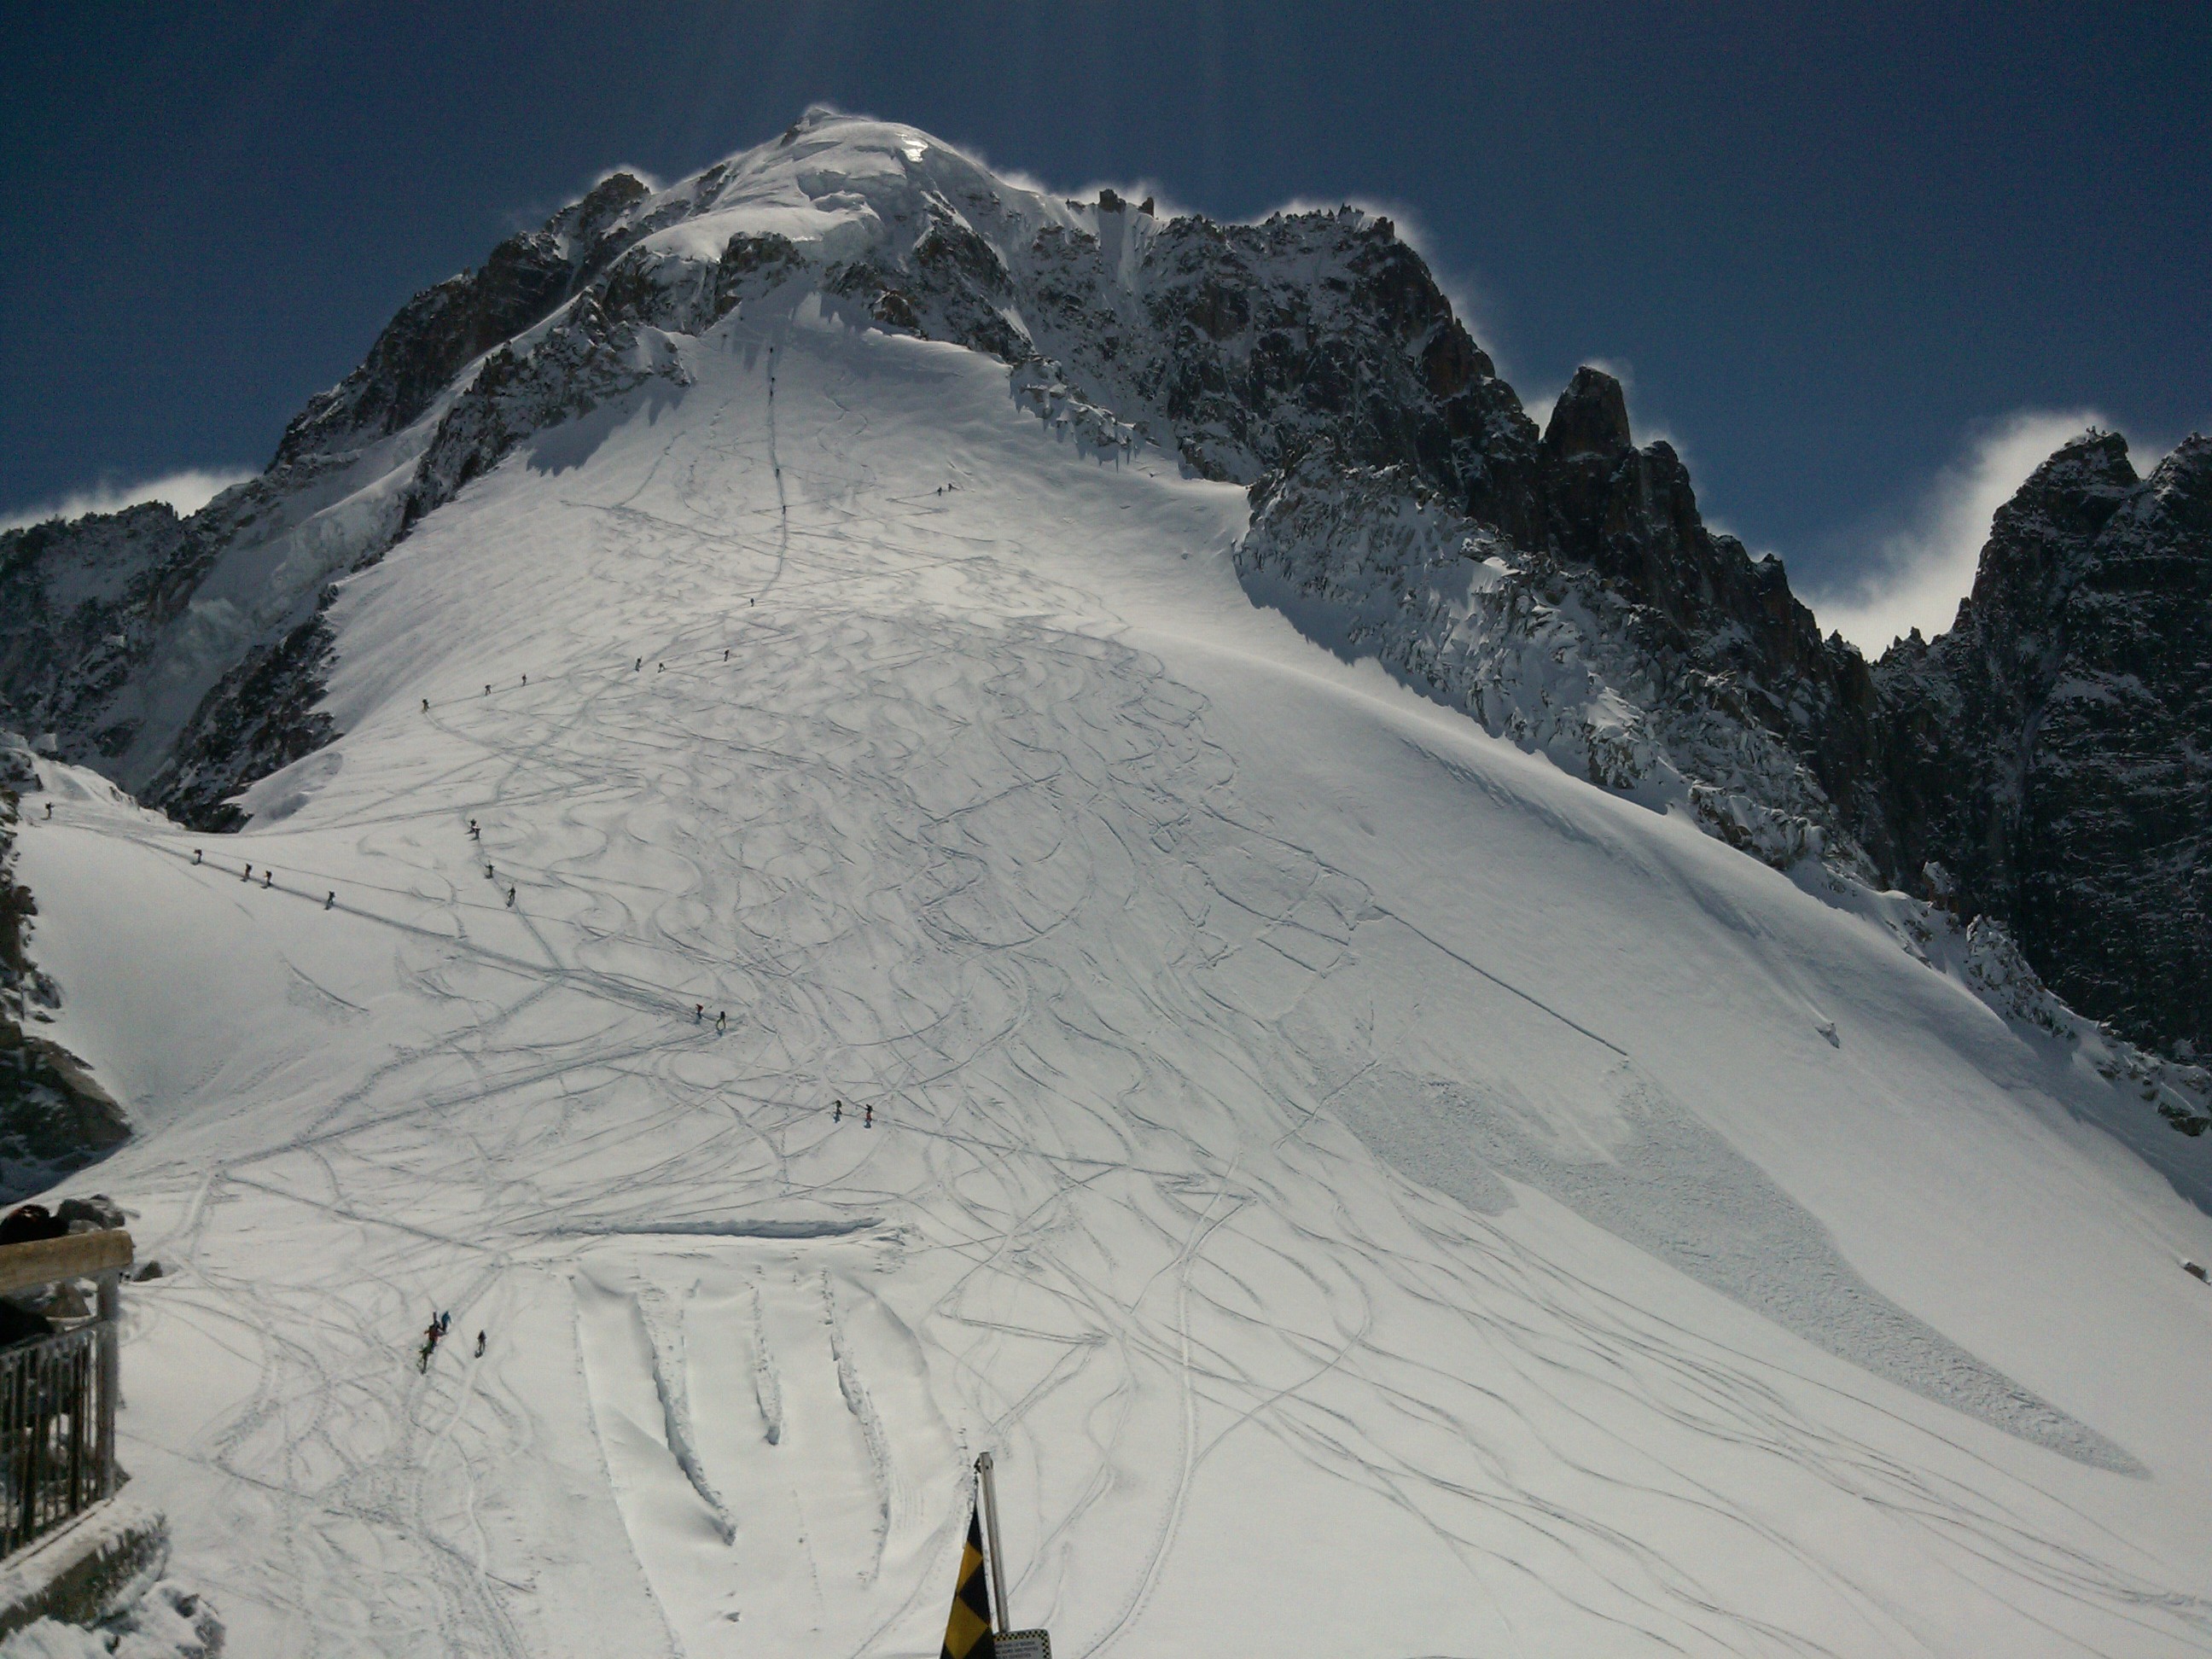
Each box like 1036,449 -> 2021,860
0,1230 -> 131,1563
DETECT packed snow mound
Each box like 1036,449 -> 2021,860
15,299 -> 2212,1657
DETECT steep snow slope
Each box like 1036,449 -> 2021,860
16,290 -> 2212,1657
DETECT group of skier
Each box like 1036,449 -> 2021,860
464,820 -> 518,906
392,638 -> 897,1377
417,1310 -> 488,1373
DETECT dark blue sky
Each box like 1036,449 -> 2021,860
3,1 -> 2206,617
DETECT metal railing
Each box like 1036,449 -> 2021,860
0,1320 -> 113,1558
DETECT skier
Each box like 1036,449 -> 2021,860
325,892 -> 335,910
439,1311 -> 451,1335
724,649 -> 730,661
864,1103 -> 873,1128
193,849 -> 201,864
506,887 -> 516,907
715,1010 -> 726,1033
44,803 -> 51,818
474,1330 -> 486,1358
242,864 -> 251,882
694,1004 -> 704,1023
486,864 -> 494,879
485,684 -> 491,696
833,1100 -> 842,1122
469,819 -> 480,839
658,662 -> 664,672
521,674 -> 527,686
636,658 -> 643,672
264,869 -> 273,888
422,698 -> 429,713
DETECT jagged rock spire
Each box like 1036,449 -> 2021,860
1543,367 -> 1633,461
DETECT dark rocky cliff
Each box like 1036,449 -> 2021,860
1867,433 -> 2212,1055
0,742 -> 130,1197
271,170 -> 666,469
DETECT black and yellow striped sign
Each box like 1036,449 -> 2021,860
941,1502 -> 996,1659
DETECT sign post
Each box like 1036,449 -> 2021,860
975,1453 -> 1012,1634
973,1452 -> 1051,1659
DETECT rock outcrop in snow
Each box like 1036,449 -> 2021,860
1237,405 -> 1866,873
0,738 -> 130,1197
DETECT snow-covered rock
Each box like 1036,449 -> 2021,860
1237,442 -> 1852,873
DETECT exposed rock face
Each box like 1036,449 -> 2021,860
0,502 -> 201,763
0,479 -> 314,799
1010,207 -> 1545,541
1867,434 -> 2212,1053
1238,365 -> 1889,871
1531,370 -> 1886,847
0,741 -> 131,1199
0,110 -> 2203,1068
1240,439 -> 1859,870
145,609 -> 338,832
272,171 -> 665,469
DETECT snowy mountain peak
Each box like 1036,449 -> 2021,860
2,110 -> 2211,1657
3,110 -> 2208,1066
270,112 -> 1203,480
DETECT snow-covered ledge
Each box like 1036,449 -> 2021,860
0,1498 -> 165,1644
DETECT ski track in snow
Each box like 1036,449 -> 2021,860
24,307 -> 2212,1658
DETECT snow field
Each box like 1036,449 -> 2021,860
14,300 -> 2212,1656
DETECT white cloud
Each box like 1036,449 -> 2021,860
1807,410 -> 2104,655
0,467 -> 255,534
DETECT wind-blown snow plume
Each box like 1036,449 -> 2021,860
1810,409 -> 2106,651
0,467 -> 254,533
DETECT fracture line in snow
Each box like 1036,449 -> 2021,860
1372,901 -> 1627,1057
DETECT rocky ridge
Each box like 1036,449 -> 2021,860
1237,381 -> 1877,872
